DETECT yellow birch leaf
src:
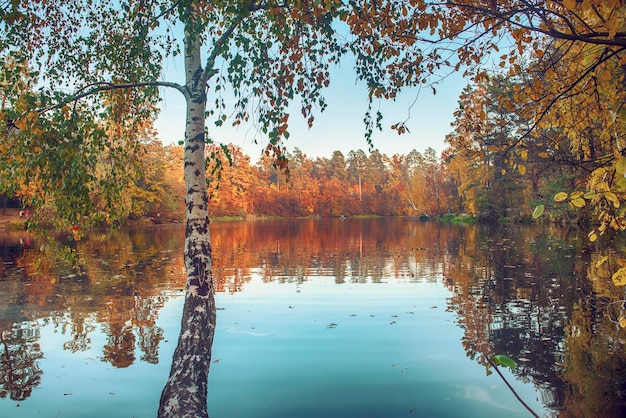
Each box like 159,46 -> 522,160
612,267 -> 626,286
501,169 -> 506,176
520,149 -> 528,161
616,157 -> 626,174
615,177 -> 626,192
518,164 -> 526,175
619,316 -> 626,329
605,192 -> 620,208
571,197 -> 585,208
554,192 -> 568,202
595,255 -> 609,268
589,231 -> 598,242
538,152 -> 549,158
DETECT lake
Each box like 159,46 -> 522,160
0,218 -> 624,417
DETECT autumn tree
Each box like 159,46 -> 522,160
406,147 -> 449,217
423,1 -> 626,230
207,143 -> 255,217
445,77 -> 533,220
1,1 -> 461,415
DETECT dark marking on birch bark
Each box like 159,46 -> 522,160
191,92 -> 206,104
186,143 -> 200,152
157,288 -> 216,418
189,132 -> 204,143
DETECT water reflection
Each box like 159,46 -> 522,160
0,219 -> 624,416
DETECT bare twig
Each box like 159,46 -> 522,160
486,356 -> 540,418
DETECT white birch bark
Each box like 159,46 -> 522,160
157,22 -> 216,418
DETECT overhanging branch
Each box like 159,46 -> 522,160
38,80 -> 185,115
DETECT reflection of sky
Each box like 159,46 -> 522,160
0,277 -> 547,417
155,53 -> 466,159
209,277 -> 546,418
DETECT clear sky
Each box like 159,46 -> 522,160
154,57 -> 467,160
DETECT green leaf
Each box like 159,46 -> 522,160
492,354 -> 517,369
532,204 -> 544,219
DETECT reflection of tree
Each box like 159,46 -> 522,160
3,219 -> 626,413
444,224 -> 594,413
554,246 -> 626,418
560,299 -> 626,418
211,218 -> 447,291
103,322 -> 136,368
133,296 -> 165,364
63,313 -> 95,353
0,322 -> 44,401
0,225 -> 187,397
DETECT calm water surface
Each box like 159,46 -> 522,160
0,218 -> 624,417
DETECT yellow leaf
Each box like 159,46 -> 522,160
554,192 -> 569,202
620,316 -> 626,329
518,164 -> 526,175
538,152 -> 549,158
532,205 -> 544,219
571,197 -> 585,208
520,149 -> 528,161
605,192 -> 620,208
589,231 -> 598,242
501,169 -> 506,176
595,255 -> 609,268
615,177 -> 626,192
570,191 -> 584,199
616,157 -> 626,175
612,267 -> 626,286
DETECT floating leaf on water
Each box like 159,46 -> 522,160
492,354 -> 517,369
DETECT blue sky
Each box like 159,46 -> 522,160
154,57 -> 467,160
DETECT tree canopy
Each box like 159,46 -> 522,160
2,0 -> 626,416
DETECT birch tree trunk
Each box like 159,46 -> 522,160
157,24 -> 216,418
